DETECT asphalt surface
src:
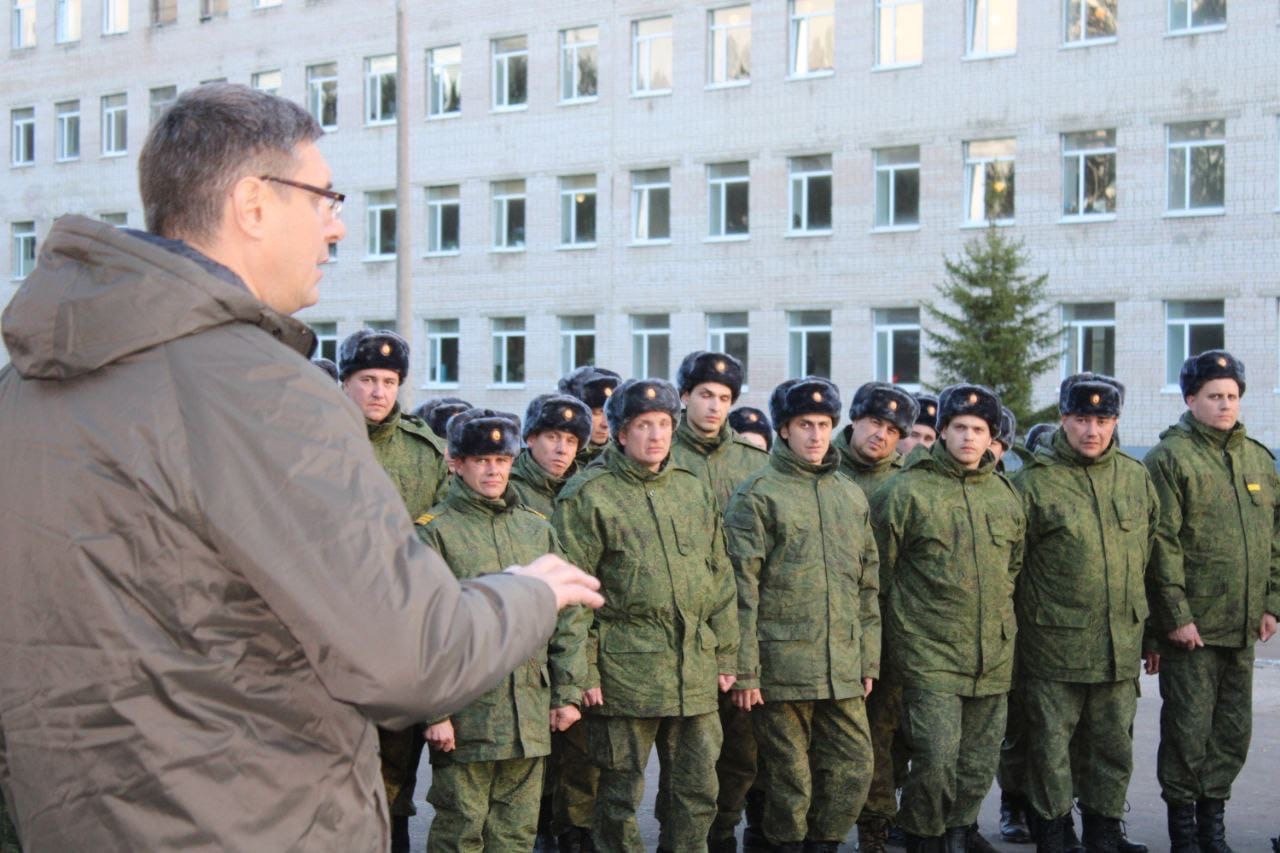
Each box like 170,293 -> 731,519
406,638 -> 1280,851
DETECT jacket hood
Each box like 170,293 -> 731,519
2,215 -> 314,380
904,436 -> 999,479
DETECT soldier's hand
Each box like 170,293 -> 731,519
550,704 -> 582,732
1260,612 -> 1278,642
718,674 -> 737,693
425,720 -> 456,752
581,687 -> 604,707
863,678 -> 874,698
732,688 -> 763,712
1167,622 -> 1204,650
506,554 -> 604,611
1143,652 -> 1160,675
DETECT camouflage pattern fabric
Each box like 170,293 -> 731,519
995,683 -> 1028,802
550,723 -> 598,834
710,693 -> 759,842
425,755 -> 544,852
860,679 -> 904,821
367,403 -> 449,522
0,796 -> 19,853
671,415 -> 768,509
509,448 -> 572,519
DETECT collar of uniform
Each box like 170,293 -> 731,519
1046,424 -> 1117,468
834,424 -> 899,474
769,436 -> 839,477
675,413 -> 731,455
603,442 -> 672,483
367,402 -> 403,443
928,437 -> 998,479
442,471 -> 517,515
512,448 -> 569,498
1180,408 -> 1245,451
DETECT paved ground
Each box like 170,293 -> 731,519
406,638 -> 1280,851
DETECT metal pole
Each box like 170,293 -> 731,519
394,0 -> 414,405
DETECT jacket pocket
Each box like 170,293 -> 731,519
697,622 -> 718,650
1243,472 -> 1274,508
1185,576 -> 1227,598
670,516 -> 701,556
601,623 -> 668,654
758,620 -> 820,642
987,514 -> 1018,546
1113,498 -> 1145,532
1033,603 -> 1089,628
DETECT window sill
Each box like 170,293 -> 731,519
628,239 -> 671,247
10,162 -> 34,169
1060,36 -> 1117,50
871,224 -> 920,234
318,124 -> 338,133
631,89 -> 672,99
961,219 -> 1013,229
1059,213 -> 1117,224
1166,24 -> 1226,37
872,61 -> 922,72
559,96 -> 599,107
1163,208 -> 1224,219
102,29 -> 129,36
423,382 -> 461,391
786,70 -> 834,82
557,242 -> 597,251
704,234 -> 750,243
363,255 -> 396,263
490,246 -> 526,254
364,119 -> 397,128
962,50 -> 1017,62
487,383 -> 527,391
1160,385 -> 1183,395
424,250 -> 460,258
101,151 -> 128,159
427,112 -> 461,122
785,229 -> 833,238
54,38 -> 81,46
55,156 -> 81,164
705,79 -> 751,91
491,104 -> 529,114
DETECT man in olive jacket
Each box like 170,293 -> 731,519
1014,374 -> 1158,851
1144,350 -> 1280,852
553,379 -> 740,853
870,384 -> 1024,853
727,377 -> 880,853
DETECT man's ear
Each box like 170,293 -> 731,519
228,175 -> 269,239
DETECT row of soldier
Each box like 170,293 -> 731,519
319,330 -> 1278,853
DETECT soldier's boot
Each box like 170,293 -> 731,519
1001,792 -> 1034,844
1116,821 -> 1147,853
857,817 -> 890,853
942,826 -> 969,853
707,833 -> 737,853
889,825 -> 910,846
905,835 -> 946,853
801,842 -> 839,853
966,824 -> 998,852
1034,814 -> 1072,853
1080,813 -> 1122,853
557,826 -> 595,853
389,816 -> 410,853
743,789 -> 768,852
1166,802 -> 1199,853
1195,799 -> 1234,853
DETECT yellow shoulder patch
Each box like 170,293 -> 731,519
526,508 -> 548,520
415,512 -> 435,525
1247,482 -> 1261,492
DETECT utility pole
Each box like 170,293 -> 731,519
394,0 -> 413,405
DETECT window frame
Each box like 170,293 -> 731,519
1063,0 -> 1116,45
963,138 -> 1016,226
149,85 -> 177,126
427,45 -> 462,118
708,5 -> 751,87
560,174 -> 597,248
787,155 -> 833,236
55,0 -> 81,42
873,146 -> 921,230
1165,120 -> 1225,216
492,35 -> 529,111
789,0 -> 835,78
788,310 -> 833,378
55,100 -> 80,162
560,26 -> 599,104
873,307 -> 922,389
12,0 -> 36,47
1061,303 -> 1117,377
631,168 -> 672,244
1168,0 -> 1225,33
491,179 -> 527,251
365,191 -> 397,260
310,321 -> 338,363
706,311 -> 750,389
1164,300 -> 1225,387
11,220 -> 36,280
707,161 -> 750,240
632,16 -> 674,96
875,0 -> 923,69
151,0 -> 176,26
11,107 -> 35,167
101,93 -> 127,157
307,62 -> 339,131
965,0 -> 1018,58
426,185 -> 461,256
102,0 -> 127,34
559,315 -> 596,375
631,313 -> 671,379
426,318 -> 461,388
1061,129 -> 1117,221
490,316 -> 526,387
364,55 -> 397,126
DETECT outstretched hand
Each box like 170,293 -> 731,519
507,554 -> 604,611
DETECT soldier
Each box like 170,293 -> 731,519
338,328 -> 450,852
419,409 -> 588,852
670,351 -> 769,853
414,396 -> 472,439
726,377 -> 880,853
729,407 -> 773,452
991,406 -> 1017,467
1144,350 -> 1280,852
1013,374 -> 1158,852
553,379 -> 739,853
871,384 -> 1024,853
559,366 -> 622,467
312,356 -> 339,381
898,393 -> 939,457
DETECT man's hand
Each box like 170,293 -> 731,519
863,678 -> 874,698
732,688 -> 764,712
506,554 -> 604,611
425,720 -> 455,752
581,687 -> 604,708
550,705 -> 582,732
1143,652 -> 1160,675
718,674 -> 737,693
1260,612 -> 1277,643
1167,622 -> 1204,650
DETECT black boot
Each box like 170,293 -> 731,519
905,835 -> 946,853
858,817 -> 890,853
770,844 -> 804,853
707,833 -> 737,853
1080,813 -> 1121,853
743,789 -> 768,852
1116,821 -> 1147,853
1195,798 -> 1234,853
1167,802 -> 1198,853
557,825 -> 594,853
941,826 -> 968,853
1035,814 -> 1071,853
1001,792 -> 1034,843
390,815 -> 410,853
801,842 -> 839,853
966,823 -> 998,852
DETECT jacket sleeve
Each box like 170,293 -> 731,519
707,510 -> 739,675
546,528 -> 590,707
857,505 -> 882,681
869,485 -> 904,600
181,362 -> 558,731
724,489 -> 768,690
1269,468 -> 1280,618
551,492 -> 604,690
1144,449 -> 1193,631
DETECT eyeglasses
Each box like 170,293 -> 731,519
260,175 -> 345,216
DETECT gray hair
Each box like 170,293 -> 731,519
139,83 -> 322,242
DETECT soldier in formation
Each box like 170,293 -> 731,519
559,366 -> 622,467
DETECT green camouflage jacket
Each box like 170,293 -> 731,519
1014,429 -> 1158,682
575,440 -> 608,469
509,449 -> 574,518
724,440 -> 881,700
368,403 -> 449,522
417,477 -> 588,762
832,424 -> 904,500
671,415 -> 768,510
1144,411 -> 1280,648
870,441 -> 1024,697
552,444 -> 738,718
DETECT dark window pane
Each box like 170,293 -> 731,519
807,175 -> 832,229
806,331 -> 831,378
893,329 -> 921,384
894,169 -> 919,225
441,205 -> 460,250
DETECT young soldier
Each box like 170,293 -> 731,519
413,396 -> 471,439
553,379 -> 739,853
729,407 -> 773,452
871,384 -> 1024,853
898,393 -> 939,457
727,377 -> 880,853
338,328 -> 450,852
1144,350 -> 1280,852
670,351 -> 769,853
1014,374 -> 1158,852
419,409 -> 587,852
559,366 -> 622,467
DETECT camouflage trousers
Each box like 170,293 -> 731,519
0,794 -> 19,853
1021,677 -> 1138,820
378,723 -> 427,817
755,696 -> 872,846
588,712 -> 722,853
899,689 -> 1007,838
550,722 -> 599,833
1158,643 -> 1254,804
710,691 -> 758,841
859,678 -> 905,823
996,679 -> 1028,799
425,755 -> 544,852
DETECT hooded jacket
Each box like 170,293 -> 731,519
0,216 -> 557,851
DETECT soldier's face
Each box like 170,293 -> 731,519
940,415 -> 991,469
682,383 -> 734,436
527,429 -> 580,479
590,408 -> 610,445
342,367 -> 400,423
617,411 -> 674,471
1060,414 -> 1117,459
780,415 -> 833,464
451,453 -> 514,499
738,431 -> 768,452
898,424 -> 936,456
1186,378 -> 1241,431
851,416 -> 901,463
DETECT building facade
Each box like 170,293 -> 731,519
4,0 -> 1279,445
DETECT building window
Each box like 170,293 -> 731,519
365,56 -> 396,124
11,108 -> 34,167
560,26 -> 599,103
365,191 -> 396,259
560,175 -> 597,247
876,0 -> 923,67
964,138 -> 1015,225
492,317 -> 526,385
631,168 -> 671,243
427,319 -> 460,386
100,212 -> 127,226
252,0 -> 281,8
426,185 -> 460,255
874,308 -> 922,387
1167,120 -> 1224,214
789,155 -> 833,234
708,162 -> 749,238
788,310 -> 832,378
1169,0 -> 1224,32
966,0 -> 1017,56
11,221 -> 35,279
560,315 -> 596,374
364,319 -> 396,332
307,63 -> 338,130
149,86 -> 177,126
492,179 -> 526,250
709,6 -> 751,86
199,0 -> 227,19
102,0 -> 127,33
55,101 -> 80,161
631,314 -> 670,378
55,0 -> 80,40
101,94 -> 127,156
1165,300 -> 1224,386
633,17 -> 673,95
12,0 -> 35,47
311,322 -> 338,362
874,146 -> 921,228
151,0 -> 175,26
251,70 -> 281,96
427,45 -> 461,117
1062,303 -> 1115,376
707,311 -> 750,384
1064,0 -> 1115,43
1062,129 -> 1116,218
492,36 -> 528,109
789,0 -> 834,77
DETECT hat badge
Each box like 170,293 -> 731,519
812,391 -> 823,402
380,343 -> 392,356
1090,393 -> 1101,405
1216,356 -> 1228,367
927,405 -> 936,416
888,400 -> 898,411
645,387 -> 657,399
747,413 -> 758,422
490,428 -> 502,442
563,407 -> 575,421
604,387 -> 613,397
715,360 -> 727,373
967,393 -> 978,404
